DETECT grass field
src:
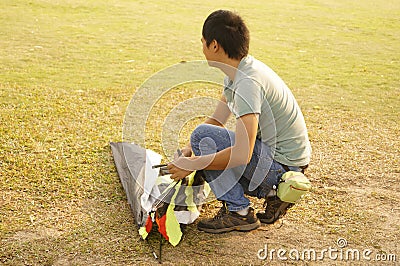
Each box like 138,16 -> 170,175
1,0 -> 399,265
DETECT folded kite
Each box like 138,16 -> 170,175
110,142 -> 209,247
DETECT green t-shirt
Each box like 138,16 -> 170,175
223,55 -> 311,167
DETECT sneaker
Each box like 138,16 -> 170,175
256,196 -> 293,224
197,203 -> 261,234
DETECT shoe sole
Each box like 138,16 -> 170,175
257,212 -> 284,224
198,220 -> 261,234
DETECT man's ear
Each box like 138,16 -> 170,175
212,40 -> 219,52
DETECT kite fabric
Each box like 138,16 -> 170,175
110,142 -> 210,246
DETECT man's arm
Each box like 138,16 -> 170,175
168,112 -> 259,181
193,113 -> 259,169
203,94 -> 231,127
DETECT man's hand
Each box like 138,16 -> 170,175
180,147 -> 192,158
167,156 -> 194,181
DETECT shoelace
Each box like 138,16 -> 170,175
264,196 -> 279,218
213,203 -> 229,220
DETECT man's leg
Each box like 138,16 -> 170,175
190,124 -> 260,233
190,124 -> 250,211
239,138 -> 279,198
239,139 -> 301,224
256,165 -> 305,223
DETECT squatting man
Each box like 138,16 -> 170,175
167,10 -> 311,233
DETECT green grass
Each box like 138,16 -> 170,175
1,0 -> 399,265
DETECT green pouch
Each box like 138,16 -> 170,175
277,171 -> 311,203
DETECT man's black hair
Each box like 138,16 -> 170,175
202,10 -> 249,60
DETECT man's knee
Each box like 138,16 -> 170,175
191,124 -> 214,141
190,124 -> 211,156
190,124 -> 215,149
190,124 -> 234,156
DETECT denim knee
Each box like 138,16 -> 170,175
190,124 -> 211,156
190,124 -> 234,156
190,124 -> 213,142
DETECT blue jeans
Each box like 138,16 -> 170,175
190,124 -> 303,212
